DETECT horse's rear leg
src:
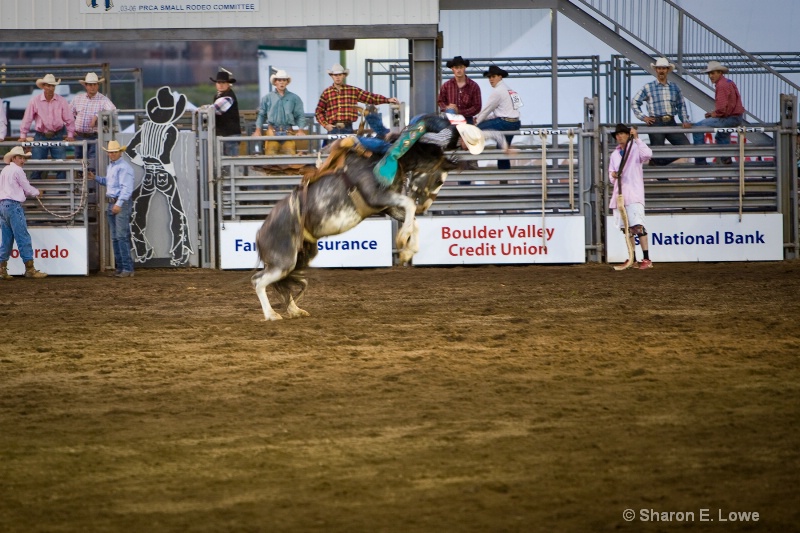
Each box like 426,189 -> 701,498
398,219 -> 420,264
286,296 -> 310,318
251,267 -> 285,321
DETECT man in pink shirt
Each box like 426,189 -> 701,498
0,146 -> 48,279
71,72 -> 116,172
18,73 -> 76,180
609,123 -> 654,270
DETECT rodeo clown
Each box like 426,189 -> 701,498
609,123 -> 654,270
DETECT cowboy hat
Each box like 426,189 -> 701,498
483,65 -> 508,78
210,67 -> 236,84
651,57 -> 675,71
702,60 -> 729,74
79,72 -> 105,86
446,56 -> 470,68
613,123 -> 632,135
456,123 -> 485,155
327,63 -> 349,76
102,140 -> 127,153
3,146 -> 32,164
35,74 -> 61,89
269,69 -> 292,85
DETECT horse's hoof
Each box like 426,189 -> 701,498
286,308 -> 311,319
263,313 -> 283,321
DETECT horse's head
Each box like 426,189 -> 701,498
400,142 -> 458,214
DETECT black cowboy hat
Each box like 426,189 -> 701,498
446,56 -> 470,68
483,65 -> 509,78
210,68 -> 236,84
613,123 -> 631,135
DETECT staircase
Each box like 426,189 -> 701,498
558,0 -> 800,127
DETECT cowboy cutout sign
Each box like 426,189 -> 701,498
125,86 -> 194,266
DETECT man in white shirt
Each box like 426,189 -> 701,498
475,65 -> 521,170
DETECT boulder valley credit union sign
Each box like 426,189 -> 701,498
81,1 -> 259,13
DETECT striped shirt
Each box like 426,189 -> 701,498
713,76 -> 745,118
71,92 -> 116,134
437,77 -> 482,120
20,92 -> 75,138
631,80 -> 691,122
315,84 -> 390,127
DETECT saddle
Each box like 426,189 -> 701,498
302,137 -> 373,186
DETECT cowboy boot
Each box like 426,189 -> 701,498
24,260 -> 48,278
0,261 -> 12,280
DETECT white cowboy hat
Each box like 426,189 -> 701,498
702,60 -> 729,74
102,140 -> 127,153
456,124 -> 485,155
651,57 -> 675,71
80,72 -> 105,86
3,146 -> 32,164
327,63 -> 350,76
35,74 -> 61,89
269,69 -> 292,85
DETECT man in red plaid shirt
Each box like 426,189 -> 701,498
315,64 -> 398,135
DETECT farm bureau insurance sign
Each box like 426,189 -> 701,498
81,1 -> 259,13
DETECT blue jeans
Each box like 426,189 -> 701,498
477,118 -> 519,170
108,201 -> 134,273
649,117 -> 690,166
692,115 -> 744,164
31,128 -> 67,180
222,141 -> 239,156
74,133 -> 98,172
0,199 -> 35,263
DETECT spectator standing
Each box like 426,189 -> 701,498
608,124 -> 654,270
18,73 -> 76,180
437,56 -> 482,124
253,69 -> 307,155
88,140 -> 135,278
692,61 -> 745,165
0,146 -> 47,279
315,64 -> 399,135
475,65 -> 521,170
210,68 -> 241,156
631,57 -> 692,166
71,72 -> 117,172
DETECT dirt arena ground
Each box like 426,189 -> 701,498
1,261 -> 799,532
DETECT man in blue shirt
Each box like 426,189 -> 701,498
631,57 -> 692,166
253,69 -> 307,155
89,140 -> 136,277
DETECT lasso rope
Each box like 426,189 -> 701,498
34,158 -> 90,220
540,131 -> 548,251
568,129 -> 575,211
738,128 -> 746,222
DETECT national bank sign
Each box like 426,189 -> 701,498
81,1 -> 259,13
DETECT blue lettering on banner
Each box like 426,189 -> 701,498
317,240 -> 378,251
651,230 -> 766,246
235,239 -> 257,252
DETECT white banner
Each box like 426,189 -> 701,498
218,219 -> 394,270
414,216 -> 586,265
606,213 -> 783,262
1,227 -> 88,276
80,1 -> 259,14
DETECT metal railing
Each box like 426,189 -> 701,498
571,0 -> 800,123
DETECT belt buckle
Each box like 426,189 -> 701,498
661,115 -> 672,121
335,122 -> 346,128
44,132 -> 56,139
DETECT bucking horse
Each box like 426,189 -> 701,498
251,115 -> 469,321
